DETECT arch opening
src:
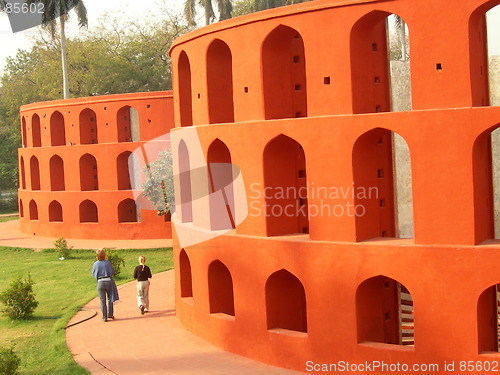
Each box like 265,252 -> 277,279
356,276 -> 414,346
263,134 -> 309,236
207,40 -> 234,124
29,199 -> 38,220
80,108 -> 98,144
118,198 -> 140,223
50,111 -> 66,146
207,139 -> 235,230
179,140 -> 193,223
350,12 -> 412,114
478,283 -> 500,352
262,25 -> 307,120
20,157 -> 26,190
179,249 -> 193,298
352,128 -> 414,241
30,156 -> 40,191
48,200 -> 63,222
32,114 -> 41,147
117,151 -> 132,190
266,269 -> 307,333
117,106 -> 140,142
469,3 -> 500,107
50,155 -> 65,191
473,124 -> 500,242
79,199 -> 98,223
21,117 -> 27,147
79,154 -> 98,191
208,260 -> 235,316
178,51 -> 193,127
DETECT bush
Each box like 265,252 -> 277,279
54,237 -> 73,259
105,249 -> 125,278
0,274 -> 38,320
0,345 -> 21,375
0,193 -> 18,214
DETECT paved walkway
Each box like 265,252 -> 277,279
0,219 -> 303,375
66,271 -> 303,375
0,219 -> 172,250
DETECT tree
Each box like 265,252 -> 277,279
232,0 -> 311,17
142,150 -> 175,216
184,0 -> 232,27
0,12 -> 188,192
394,15 -> 408,61
27,0 -> 88,99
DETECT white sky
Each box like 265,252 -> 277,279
0,1 -> 498,74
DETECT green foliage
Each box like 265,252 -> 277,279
0,192 -> 18,214
0,246 -> 172,374
0,13 -> 188,193
0,275 -> 39,320
54,237 -> 73,259
232,0 -> 312,17
0,344 -> 21,375
142,149 -> 175,216
184,0 -> 232,27
105,249 -> 125,278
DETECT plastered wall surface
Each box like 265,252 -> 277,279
169,0 -> 500,373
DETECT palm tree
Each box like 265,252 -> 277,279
28,0 -> 88,99
394,15 -> 408,61
184,0 -> 232,27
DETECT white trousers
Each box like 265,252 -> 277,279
136,280 -> 150,310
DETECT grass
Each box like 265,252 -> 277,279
0,214 -> 18,223
0,246 -> 173,375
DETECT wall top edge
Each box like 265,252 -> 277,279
170,105 -> 500,130
20,90 -> 173,113
169,0 -> 393,53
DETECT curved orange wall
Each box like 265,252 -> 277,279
169,0 -> 500,373
18,91 -> 174,240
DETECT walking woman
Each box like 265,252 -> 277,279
134,255 -> 152,315
92,249 -> 119,322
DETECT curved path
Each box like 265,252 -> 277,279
0,219 -> 302,375
65,271 -> 303,375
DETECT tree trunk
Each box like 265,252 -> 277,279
59,16 -> 70,99
400,19 -> 407,61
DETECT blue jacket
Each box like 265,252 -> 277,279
92,260 -> 119,302
92,260 -> 114,279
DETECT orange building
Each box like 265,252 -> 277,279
18,91 -> 174,240
169,0 -> 500,373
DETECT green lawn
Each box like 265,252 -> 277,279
0,246 -> 173,375
0,214 -> 18,223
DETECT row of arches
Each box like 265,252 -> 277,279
21,106 -> 140,148
180,250 -> 500,351
178,124 -> 500,241
177,5 -> 499,126
19,151 -> 137,192
20,198 -> 141,223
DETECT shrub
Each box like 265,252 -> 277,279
105,249 -> 125,278
0,345 -> 21,375
54,237 -> 73,259
0,274 -> 38,320
0,192 -> 18,214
